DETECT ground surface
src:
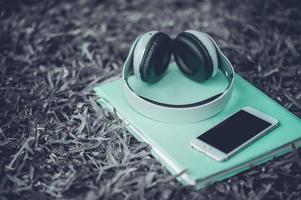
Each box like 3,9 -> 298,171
1,0 -> 301,199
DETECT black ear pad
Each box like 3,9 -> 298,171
140,32 -> 172,83
173,32 -> 214,82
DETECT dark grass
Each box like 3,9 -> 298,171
1,0 -> 301,199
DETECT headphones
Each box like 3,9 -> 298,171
122,30 -> 235,123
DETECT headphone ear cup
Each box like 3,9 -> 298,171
136,32 -> 172,83
173,32 -> 215,82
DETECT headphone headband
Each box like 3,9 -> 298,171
122,31 -> 235,123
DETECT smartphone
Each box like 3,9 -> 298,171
190,107 -> 278,161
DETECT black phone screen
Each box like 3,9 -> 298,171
197,110 -> 273,154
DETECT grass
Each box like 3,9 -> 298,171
0,0 -> 301,199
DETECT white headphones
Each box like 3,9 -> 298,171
122,30 -> 235,123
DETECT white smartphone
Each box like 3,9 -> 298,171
190,107 -> 278,162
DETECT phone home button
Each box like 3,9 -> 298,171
203,145 -> 211,151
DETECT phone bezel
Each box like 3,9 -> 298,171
190,106 -> 279,161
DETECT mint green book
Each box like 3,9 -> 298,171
94,64 -> 301,188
